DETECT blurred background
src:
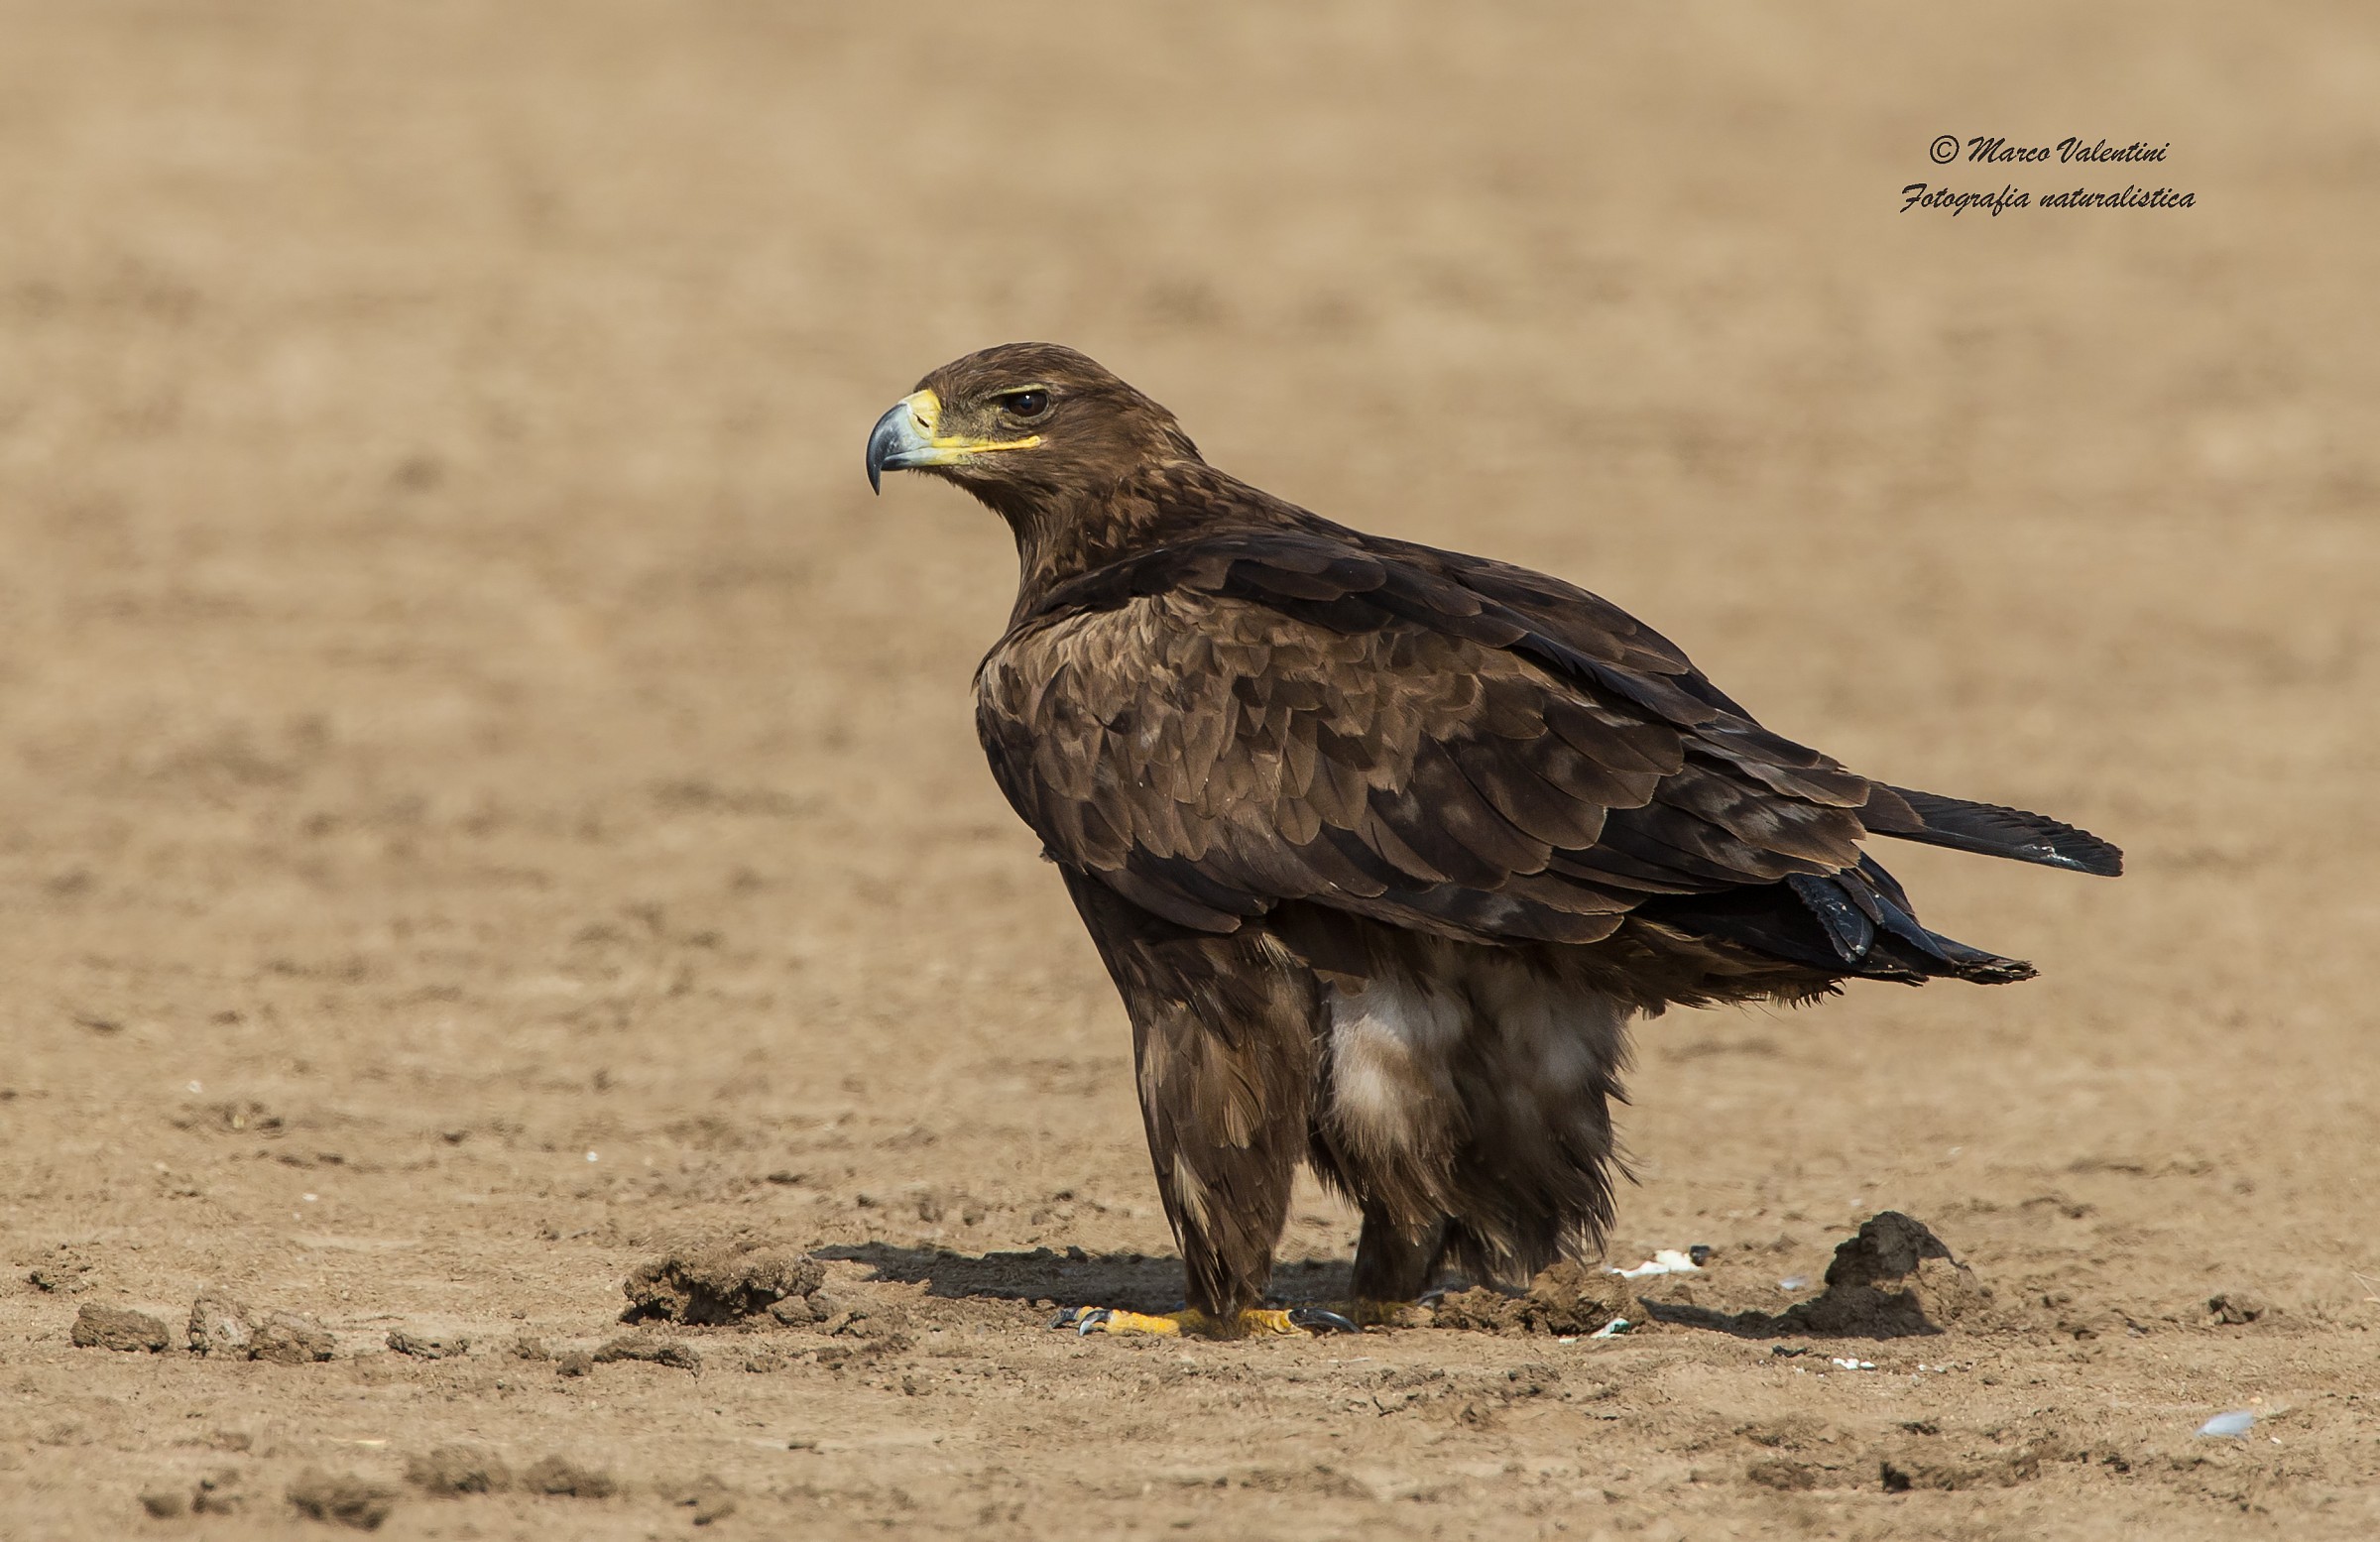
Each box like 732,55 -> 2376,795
0,2 -> 2373,1534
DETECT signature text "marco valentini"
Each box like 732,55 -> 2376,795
1966,137 -> 2170,165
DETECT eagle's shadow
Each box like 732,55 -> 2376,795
818,1244 -> 1948,1340
817,1243 -> 1355,1315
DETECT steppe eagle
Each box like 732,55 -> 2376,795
865,343 -> 2119,1338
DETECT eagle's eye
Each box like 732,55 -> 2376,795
998,390 -> 1050,420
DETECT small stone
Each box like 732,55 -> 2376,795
249,1311 -> 336,1364
556,1351 -> 594,1377
188,1290 -> 255,1358
288,1469 -> 398,1530
29,1263 -> 94,1294
70,1304 -> 171,1353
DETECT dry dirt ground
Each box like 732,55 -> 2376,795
3,4 -> 2376,1538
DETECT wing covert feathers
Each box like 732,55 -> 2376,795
978,499 -> 2117,992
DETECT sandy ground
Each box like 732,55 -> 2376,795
3,3 -> 2377,1537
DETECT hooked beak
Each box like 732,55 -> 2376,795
866,391 -> 935,493
865,388 -> 1043,493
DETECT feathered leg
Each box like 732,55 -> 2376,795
1053,872 -> 1343,1337
1305,928 -> 1632,1297
1351,1205 -> 1450,1312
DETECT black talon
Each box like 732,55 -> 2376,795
1046,1309 -> 1082,1331
1073,1308 -> 1114,1336
1289,1306 -> 1361,1335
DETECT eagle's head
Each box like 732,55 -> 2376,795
865,343 -> 1201,510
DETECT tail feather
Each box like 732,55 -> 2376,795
1865,786 -> 2123,877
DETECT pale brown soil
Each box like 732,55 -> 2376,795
3,4 -> 2376,1538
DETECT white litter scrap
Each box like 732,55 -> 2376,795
1609,1249 -> 1703,1280
1588,1317 -> 1631,1340
1777,1275 -> 1810,1293
1829,1358 -> 1876,1371
2196,1411 -> 2257,1439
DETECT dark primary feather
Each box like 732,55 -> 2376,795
1864,786 -> 2125,876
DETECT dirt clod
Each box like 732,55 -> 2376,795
288,1469 -> 398,1530
188,1290 -> 254,1357
405,1444 -> 512,1495
191,1473 -> 248,1515
2207,1292 -> 2269,1326
1782,1213 -> 1985,1336
1873,1433 -> 2100,1491
556,1351 -> 594,1377
520,1456 -> 618,1498
623,1242 -> 824,1325
769,1292 -> 824,1326
812,1292 -> 909,1342
593,1332 -> 703,1369
1521,1259 -> 1630,1335
139,1488 -> 189,1518
1429,1260 -> 1628,1335
1747,1457 -> 1846,1490
70,1304 -> 171,1353
187,1293 -> 338,1362
1428,1287 -> 1520,1333
249,1311 -> 337,1364
30,1262 -> 93,1295
665,1475 -> 738,1525
386,1329 -> 471,1360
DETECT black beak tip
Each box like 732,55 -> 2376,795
866,405 -> 907,495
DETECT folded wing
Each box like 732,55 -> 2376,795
976,529 -> 2117,983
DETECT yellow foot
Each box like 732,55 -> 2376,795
1049,1305 -> 1361,1339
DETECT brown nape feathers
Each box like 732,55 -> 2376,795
865,342 -> 2120,1335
